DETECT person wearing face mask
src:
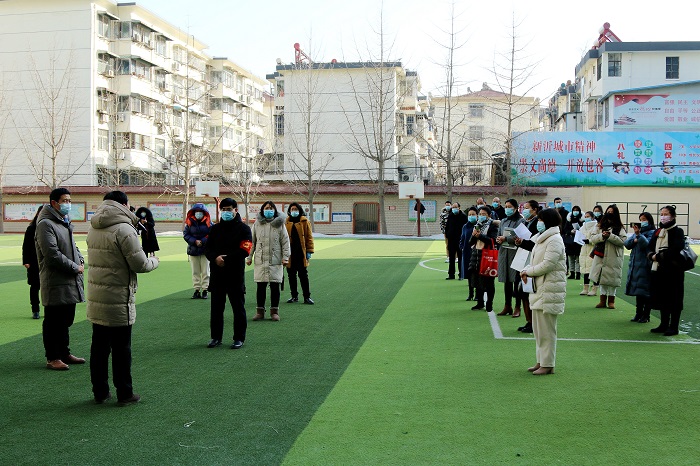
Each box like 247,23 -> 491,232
553,197 -> 569,230
491,197 -> 505,221
647,206 -> 686,336
520,208 -> 566,376
22,206 -> 44,320
589,204 -> 627,309
513,200 -> 541,333
624,212 -> 655,324
247,201 -> 290,321
445,202 -> 468,280
496,199 -> 524,317
468,206 -> 499,312
134,206 -> 159,257
459,206 -> 478,301
34,188 -> 85,371
285,202 -> 315,305
562,205 -> 583,280
578,210 -> 598,296
184,204 -> 212,299
475,197 -> 486,212
440,201 -> 452,263
204,198 -> 253,349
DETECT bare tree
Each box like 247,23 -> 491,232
15,49 -> 88,188
340,8 -> 405,235
283,40 -> 334,229
0,84 -> 11,233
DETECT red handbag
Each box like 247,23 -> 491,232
479,246 -> 499,277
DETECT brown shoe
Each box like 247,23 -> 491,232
253,307 -> 265,321
532,367 -> 555,375
46,359 -> 69,371
270,307 -> 280,322
607,296 -> 616,309
63,354 -> 86,364
512,306 -> 521,318
595,295 -> 607,308
497,305 -> 513,316
527,363 -> 541,372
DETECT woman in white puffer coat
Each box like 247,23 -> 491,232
520,208 -> 567,376
578,208 -> 601,296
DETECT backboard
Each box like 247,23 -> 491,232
195,180 -> 219,197
398,182 -> 424,200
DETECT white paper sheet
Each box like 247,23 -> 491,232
510,247 -> 531,272
521,276 -> 536,293
513,223 -> 532,241
574,229 -> 586,246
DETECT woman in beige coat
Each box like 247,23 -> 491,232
520,209 -> 567,376
589,205 -> 627,309
578,208 -> 600,296
247,201 -> 290,321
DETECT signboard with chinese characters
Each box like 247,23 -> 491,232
512,131 -> 700,187
613,94 -> 700,129
148,203 -> 217,222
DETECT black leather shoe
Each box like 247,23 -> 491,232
207,339 -> 221,348
231,340 -> 244,349
650,326 -> 668,333
664,329 -> 679,336
471,303 -> 485,310
287,297 -> 298,303
201,291 -> 208,299
117,394 -> 140,407
445,276 -> 455,280
94,393 -> 112,404
303,298 -> 314,305
192,290 -> 201,299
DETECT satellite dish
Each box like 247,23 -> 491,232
276,58 -> 282,65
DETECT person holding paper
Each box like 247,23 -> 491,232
578,210 -> 599,296
459,207 -> 478,301
562,206 -> 583,280
513,200 -> 541,333
495,199 -> 524,317
520,208 -> 566,376
624,212 -> 655,323
468,206 -> 499,312
589,205 -> 627,309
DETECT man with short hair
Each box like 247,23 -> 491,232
440,200 -> 451,263
35,188 -> 85,371
491,197 -> 506,220
86,190 -> 159,405
553,197 -> 569,229
445,202 -> 468,280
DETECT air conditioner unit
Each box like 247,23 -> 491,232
98,113 -> 108,124
400,174 -> 412,182
117,113 -> 126,122
172,127 -> 183,138
161,162 -> 169,170
105,70 -> 115,78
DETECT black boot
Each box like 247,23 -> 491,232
568,272 -> 575,280
651,310 -> 670,333
518,322 -> 533,333
467,288 -> 474,301
471,301 -> 485,310
664,311 -> 681,336
638,302 -> 651,323
631,300 -> 641,322
575,272 -> 581,280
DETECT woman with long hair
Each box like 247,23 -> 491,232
624,212 -> 656,323
513,200 -> 540,333
135,206 -> 159,257
589,204 -> 627,309
578,209 -> 599,296
285,202 -> 315,305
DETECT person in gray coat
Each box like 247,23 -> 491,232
35,188 -> 85,371
495,198 -> 524,317
86,191 -> 159,405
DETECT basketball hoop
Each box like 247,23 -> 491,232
408,194 -> 414,199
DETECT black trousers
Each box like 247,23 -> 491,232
474,274 -> 496,309
256,282 -> 280,308
42,304 -> 76,361
287,265 -> 310,299
447,243 -> 461,279
90,324 -> 133,401
29,284 -> 40,313
210,285 -> 247,342
504,279 -> 522,307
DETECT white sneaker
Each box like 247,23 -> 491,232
444,258 -> 449,263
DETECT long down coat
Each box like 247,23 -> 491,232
86,200 -> 159,326
578,220 -> 598,274
497,213 -> 524,283
250,212 -> 291,283
522,226 -> 567,315
589,226 -> 627,287
623,225 -> 654,298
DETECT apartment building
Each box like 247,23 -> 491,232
431,85 -> 541,186
266,60 -> 432,184
574,27 -> 700,132
0,0 -> 268,187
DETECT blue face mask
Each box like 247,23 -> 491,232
594,211 -> 602,218
584,217 -> 592,223
468,215 -> 477,223
221,211 -> 233,222
59,203 -> 71,216
504,207 -> 515,217
522,209 -> 532,219
641,221 -> 649,228
572,211 -> 580,217
492,202 -> 499,208
451,208 -> 459,215
478,215 -> 487,223
477,204 -> 485,210
555,202 -> 562,209
537,221 -> 546,233
194,212 -> 204,220
263,209 -> 275,219
290,210 -> 299,217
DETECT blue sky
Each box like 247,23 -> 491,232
135,0 -> 700,101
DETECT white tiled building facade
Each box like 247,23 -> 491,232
0,0 -> 268,187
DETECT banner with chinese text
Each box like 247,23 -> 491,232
512,131 -> 700,187
613,94 -> 700,129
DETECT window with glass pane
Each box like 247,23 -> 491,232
666,57 -> 679,79
468,168 -> 483,184
469,104 -> 484,118
406,115 -> 415,135
98,129 -> 109,151
469,147 -> 481,159
155,139 -> 165,158
275,114 -> 284,135
596,57 -> 602,81
469,126 -> 483,140
608,53 -> 622,77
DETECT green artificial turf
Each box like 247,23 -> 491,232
1,235 -> 699,465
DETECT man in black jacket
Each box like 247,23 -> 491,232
204,198 -> 253,349
445,202 -> 468,280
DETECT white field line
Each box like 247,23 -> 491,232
419,257 -> 700,345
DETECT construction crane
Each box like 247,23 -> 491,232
294,43 -> 313,65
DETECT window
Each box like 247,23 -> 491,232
469,104 -> 484,118
596,57 -> 602,81
98,129 -> 109,151
608,53 -> 622,77
155,36 -> 167,57
97,14 -> 112,38
264,153 -> 284,175
469,126 -> 483,140
275,114 -> 284,136
406,115 -> 415,135
468,168 -> 483,184
666,57 -> 679,79
468,147 -> 481,160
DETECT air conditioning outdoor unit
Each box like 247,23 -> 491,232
161,163 -> 169,170
105,70 -> 115,78
117,113 -> 126,122
400,174 -> 412,182
172,127 -> 183,138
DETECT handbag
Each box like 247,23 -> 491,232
479,246 -> 499,277
679,240 -> 698,271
